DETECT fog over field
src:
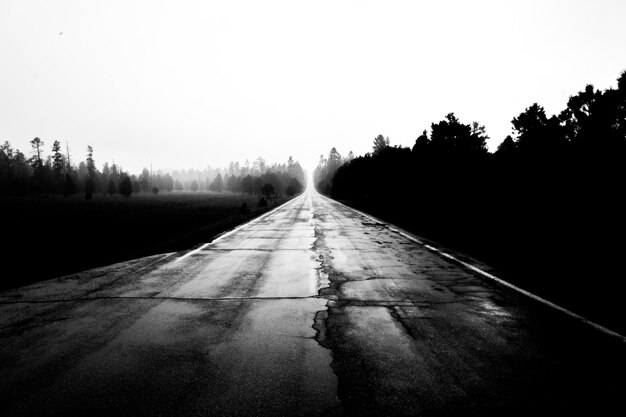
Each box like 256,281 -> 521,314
1,0 -> 625,173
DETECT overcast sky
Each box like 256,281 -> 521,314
1,0 -> 625,173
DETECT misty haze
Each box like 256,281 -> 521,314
1,1 -> 625,416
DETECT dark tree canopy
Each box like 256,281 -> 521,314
430,113 -> 488,156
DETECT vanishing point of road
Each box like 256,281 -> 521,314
1,187 -> 624,416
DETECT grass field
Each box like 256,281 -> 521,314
1,192 -> 289,290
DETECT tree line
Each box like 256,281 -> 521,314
0,140 -> 305,199
314,70 -> 626,321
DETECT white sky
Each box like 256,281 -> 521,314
1,0 -> 625,174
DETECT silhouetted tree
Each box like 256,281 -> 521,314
190,179 -> 199,192
84,146 -> 97,200
372,134 -> 390,155
430,113 -> 487,156
412,130 -> 430,154
511,104 -> 567,157
85,146 -> 96,178
29,137 -> 44,168
496,135 -> 516,155
51,140 -> 65,191
30,137 -> 45,193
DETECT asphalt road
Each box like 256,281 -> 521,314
1,187 -> 624,416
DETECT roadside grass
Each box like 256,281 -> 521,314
1,192 -> 289,290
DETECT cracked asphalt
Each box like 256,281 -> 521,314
1,186 -> 624,416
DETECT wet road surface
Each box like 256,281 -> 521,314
1,187 -> 624,416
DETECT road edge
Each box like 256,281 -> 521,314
174,193 -> 303,262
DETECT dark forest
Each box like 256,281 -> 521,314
314,70 -> 626,333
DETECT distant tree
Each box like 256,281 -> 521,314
12,150 -> 32,194
30,137 -> 45,192
119,175 -> 132,197
174,179 -> 184,191
152,186 -> 159,194
84,177 -> 95,200
430,113 -> 488,156
261,183 -> 275,199
372,134 -> 390,155
63,172 -> 76,197
85,145 -> 96,178
412,130 -> 430,154
100,162 -> 110,195
287,156 -> 296,171
109,163 -> 120,189
106,178 -> 117,195
162,173 -> 174,192
496,135 -> 517,155
82,145 -> 100,198
253,177 -> 264,194
76,161 -> 87,181
470,122 -> 490,152
138,168 -> 150,192
512,104 -> 567,156
190,179 -> 199,192
0,142 -> 13,193
29,137 -> 44,169
618,70 -> 626,93
262,172 -> 283,196
227,174 -> 241,192
253,156 -> 267,174
131,176 -> 141,194
241,175 -> 254,194
51,140 -> 65,185
209,173 -> 224,192
286,178 -> 303,196
327,147 -> 343,173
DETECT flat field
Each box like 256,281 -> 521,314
1,192 -> 284,290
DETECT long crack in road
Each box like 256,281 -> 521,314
0,187 -> 624,416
